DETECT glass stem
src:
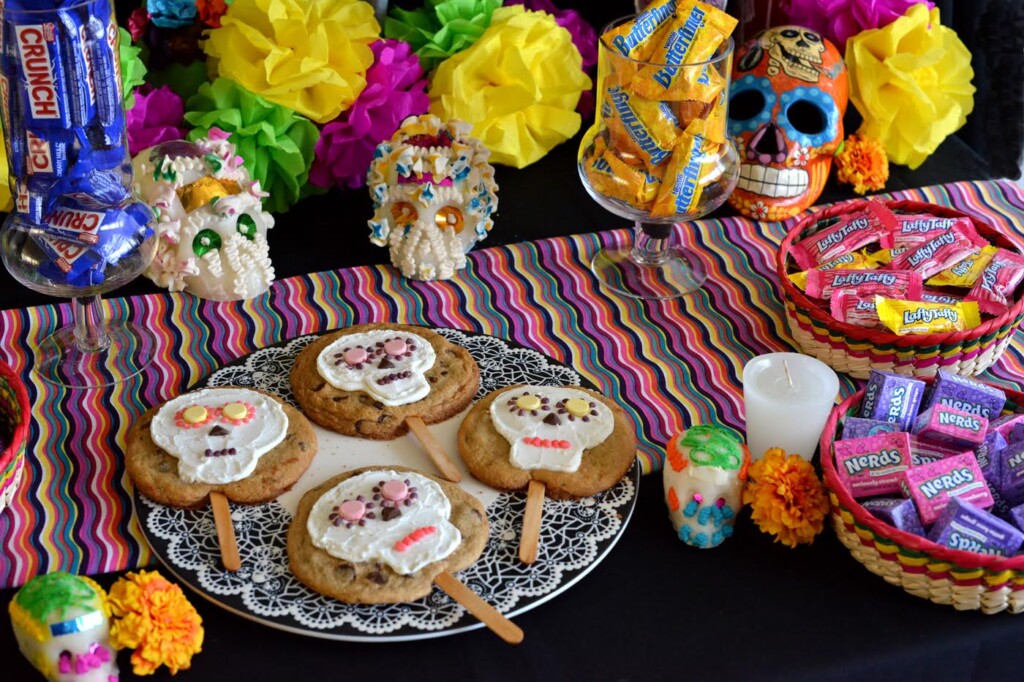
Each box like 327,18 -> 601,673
631,222 -> 674,266
72,295 -> 111,353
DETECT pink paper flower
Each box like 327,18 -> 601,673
128,7 -> 150,42
309,39 -> 429,190
781,0 -> 935,50
127,84 -> 187,156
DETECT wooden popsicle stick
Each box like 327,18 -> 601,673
210,491 -> 241,572
519,480 -> 546,564
405,416 -> 462,482
434,571 -> 524,644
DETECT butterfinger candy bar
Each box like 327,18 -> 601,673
603,149 -> 662,206
604,0 -> 677,61
912,404 -> 988,451
859,369 -> 925,431
875,296 -> 981,335
805,268 -> 922,300
965,248 -> 1024,316
899,452 -> 993,525
926,244 -> 997,289
605,85 -> 680,169
790,202 -> 897,270
928,497 -> 1024,556
649,127 -> 716,217
886,220 -> 988,280
833,431 -> 912,498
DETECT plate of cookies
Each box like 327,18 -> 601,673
129,324 -> 639,642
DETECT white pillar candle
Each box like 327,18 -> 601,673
742,353 -> 840,461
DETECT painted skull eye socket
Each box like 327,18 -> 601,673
434,206 -> 464,233
788,100 -> 827,136
803,31 -> 822,44
236,214 -> 257,240
780,28 -> 800,39
778,86 -> 840,148
193,229 -> 222,257
730,89 -> 766,121
391,202 -> 418,227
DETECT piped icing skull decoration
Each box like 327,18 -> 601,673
663,426 -> 750,548
726,26 -> 848,221
367,115 -> 498,281
150,388 -> 289,484
131,131 -> 275,301
316,330 -> 436,406
307,470 -> 462,575
489,386 -> 615,472
9,572 -> 118,682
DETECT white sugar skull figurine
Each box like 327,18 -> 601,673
726,26 -> 849,221
131,130 -> 275,301
367,115 -> 498,281
8,572 -> 118,682
663,425 -> 750,548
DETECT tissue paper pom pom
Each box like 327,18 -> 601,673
127,85 -> 186,156
781,0 -> 933,50
428,5 -> 591,168
119,28 -> 147,110
385,0 -> 501,73
846,4 -> 974,169
203,0 -> 380,124
185,78 -> 319,213
128,7 -> 150,41
108,570 -> 203,677
505,0 -> 596,71
742,448 -> 829,547
147,0 -> 198,29
834,134 -> 888,195
309,39 -> 429,190
197,0 -> 230,28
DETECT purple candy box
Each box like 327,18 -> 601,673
926,369 -> 1007,421
928,497 -> 1024,556
841,417 -> 901,440
861,497 -> 927,537
859,370 -> 925,431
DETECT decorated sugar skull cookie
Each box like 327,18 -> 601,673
367,115 -> 498,281
489,386 -> 616,473
316,329 -> 437,407
150,387 -> 289,484
9,572 -> 118,682
663,425 -> 750,548
132,131 -> 275,301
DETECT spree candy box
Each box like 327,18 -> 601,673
912,404 -> 988,451
900,452 -> 993,525
928,497 -> 1024,556
859,370 -> 925,431
833,432 -> 912,498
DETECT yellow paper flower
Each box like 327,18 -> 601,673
203,0 -> 380,124
428,5 -> 592,168
835,134 -> 889,194
845,4 -> 975,169
108,570 -> 204,676
742,448 -> 830,548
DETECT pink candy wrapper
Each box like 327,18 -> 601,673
805,268 -> 923,300
964,248 -> 1024,316
834,431 -> 912,498
791,202 -> 897,270
891,214 -> 970,249
831,290 -> 883,328
900,452 -> 994,525
920,289 -> 964,305
886,220 -> 988,280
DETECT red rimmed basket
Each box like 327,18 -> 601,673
0,360 -> 29,514
821,380 -> 1024,614
777,199 -> 1024,379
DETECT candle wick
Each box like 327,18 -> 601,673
783,360 -> 794,388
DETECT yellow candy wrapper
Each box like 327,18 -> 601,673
927,244 -> 998,288
604,0 -> 677,61
788,250 -> 879,290
604,85 -> 681,168
586,146 -> 663,209
650,127 -> 719,217
875,296 -> 981,335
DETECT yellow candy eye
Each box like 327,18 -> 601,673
391,202 -> 418,227
564,398 -> 590,418
516,395 -> 542,411
221,402 -> 248,421
182,406 -> 208,424
434,206 -> 464,233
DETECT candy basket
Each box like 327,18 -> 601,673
777,199 -> 1024,379
820,380 -> 1024,614
0,360 -> 29,513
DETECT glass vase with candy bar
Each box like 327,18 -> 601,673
578,2 -> 739,299
0,0 -> 157,388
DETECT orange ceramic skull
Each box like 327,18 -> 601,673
726,26 -> 848,221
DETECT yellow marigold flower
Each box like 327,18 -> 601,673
835,134 -> 889,195
742,448 -> 830,548
845,4 -> 974,169
108,570 -> 203,676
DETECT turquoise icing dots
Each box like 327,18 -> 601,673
778,86 -> 840,148
727,75 -> 776,135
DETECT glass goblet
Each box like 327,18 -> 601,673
578,18 -> 739,299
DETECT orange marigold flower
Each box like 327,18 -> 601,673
742,448 -> 830,548
108,570 -> 204,676
834,134 -> 889,195
197,0 -> 229,28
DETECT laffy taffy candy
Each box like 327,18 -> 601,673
790,202 -> 897,270
900,452 -> 993,525
886,220 -> 987,280
859,370 -> 925,431
891,214 -> 971,250
928,497 -> 1024,556
875,296 -> 981,335
965,248 -> 1024,316
926,244 -> 997,289
912,404 -> 988,451
830,290 -> 883,328
805,268 -> 922,301
833,431 -> 912,498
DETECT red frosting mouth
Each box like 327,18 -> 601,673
397,173 -> 453,186
404,130 -> 454,148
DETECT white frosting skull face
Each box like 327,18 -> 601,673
132,134 -> 276,301
150,387 -> 289,484
367,115 -> 498,281
489,386 -> 615,472
307,470 -> 461,575
10,573 -> 117,682
316,330 -> 436,406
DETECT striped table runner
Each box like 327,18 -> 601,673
1,179 -> 1022,588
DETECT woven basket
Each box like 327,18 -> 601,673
0,360 -> 29,514
777,199 -> 1024,379
820,382 -> 1024,614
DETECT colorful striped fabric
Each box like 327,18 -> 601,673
0,179 -> 1022,588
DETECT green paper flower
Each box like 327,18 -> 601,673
384,0 -> 501,72
118,27 -> 147,110
184,78 -> 320,214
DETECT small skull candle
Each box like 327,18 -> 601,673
132,131 -> 275,301
663,425 -> 750,548
8,572 -> 118,682
367,115 -> 498,281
